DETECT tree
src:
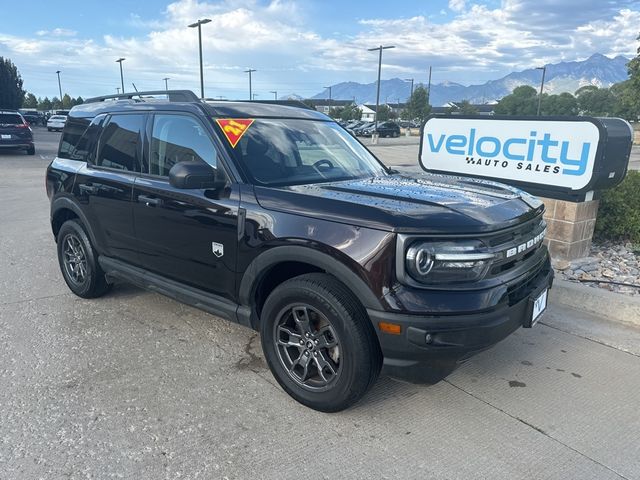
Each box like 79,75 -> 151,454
375,104 -> 391,122
51,96 -> 62,109
575,87 -> 616,116
23,93 -> 38,108
541,92 -> 578,116
403,86 -> 431,122
62,94 -> 73,109
74,96 -> 84,106
494,85 -> 538,115
339,104 -> 361,121
39,97 -> 52,111
0,57 -> 26,109
449,100 -> 479,115
610,80 -> 639,121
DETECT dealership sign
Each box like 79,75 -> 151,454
419,115 -> 633,202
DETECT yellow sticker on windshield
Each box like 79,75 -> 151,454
215,118 -> 254,148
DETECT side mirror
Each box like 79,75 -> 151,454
168,161 -> 227,190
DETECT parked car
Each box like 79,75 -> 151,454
46,90 -> 552,412
360,121 -> 401,138
47,115 -> 67,132
0,111 -> 35,155
19,110 -> 46,126
352,121 -> 375,136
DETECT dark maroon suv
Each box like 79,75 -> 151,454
0,111 -> 35,155
46,90 -> 553,412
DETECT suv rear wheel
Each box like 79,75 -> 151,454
260,273 -> 381,412
56,219 -> 110,298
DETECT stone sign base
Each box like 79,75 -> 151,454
540,197 -> 599,262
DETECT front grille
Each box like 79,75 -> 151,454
484,214 -> 546,279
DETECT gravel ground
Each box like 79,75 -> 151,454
554,241 -> 640,296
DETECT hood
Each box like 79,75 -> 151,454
254,173 -> 544,234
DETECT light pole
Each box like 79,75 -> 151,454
245,69 -> 256,100
163,77 -> 170,91
404,78 -> 414,98
188,18 -> 211,99
427,66 -> 432,106
270,90 -> 278,100
116,58 -> 125,94
324,86 -> 332,101
116,87 -> 120,94
252,93 -> 259,100
536,66 -> 546,116
367,45 -> 395,129
55,70 -> 63,105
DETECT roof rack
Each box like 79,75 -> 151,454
84,90 -> 200,104
203,98 -> 315,111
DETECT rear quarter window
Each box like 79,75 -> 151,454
58,117 -> 91,159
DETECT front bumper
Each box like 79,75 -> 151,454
367,259 -> 554,383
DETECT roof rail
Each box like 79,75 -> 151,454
84,90 -> 200,104
204,98 -> 315,111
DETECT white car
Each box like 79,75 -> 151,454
47,115 -> 67,132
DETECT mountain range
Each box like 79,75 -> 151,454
303,54 -> 629,106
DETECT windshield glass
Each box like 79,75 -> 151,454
222,119 -> 387,186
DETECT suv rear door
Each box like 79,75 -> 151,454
132,112 -> 240,301
73,113 -> 145,264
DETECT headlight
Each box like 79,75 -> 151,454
405,240 -> 494,284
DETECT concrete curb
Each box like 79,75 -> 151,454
549,279 -> 640,328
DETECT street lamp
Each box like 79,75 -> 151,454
244,69 -> 256,100
252,93 -> 259,100
324,86 -> 332,101
536,66 -> 547,116
188,18 -> 211,99
404,78 -> 414,98
270,90 -> 278,100
55,70 -> 63,104
427,66 -> 432,106
116,87 -> 120,94
163,77 -> 170,91
116,58 -> 125,94
367,45 -> 395,129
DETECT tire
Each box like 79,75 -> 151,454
56,219 -> 110,298
260,273 -> 382,412
26,146 -> 35,155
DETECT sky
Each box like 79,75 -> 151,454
1,0 -> 639,100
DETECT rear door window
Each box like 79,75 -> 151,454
96,114 -> 145,172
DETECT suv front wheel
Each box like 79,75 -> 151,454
260,273 -> 381,412
56,219 -> 110,298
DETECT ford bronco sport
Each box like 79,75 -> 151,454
46,90 -> 553,412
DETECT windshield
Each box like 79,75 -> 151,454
223,119 -> 387,186
50,116 -> 66,121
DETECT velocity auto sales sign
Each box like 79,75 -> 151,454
419,116 -> 601,192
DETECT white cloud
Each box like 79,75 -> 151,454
0,0 -> 638,99
448,0 -> 466,13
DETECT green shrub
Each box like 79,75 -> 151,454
595,170 -> 640,243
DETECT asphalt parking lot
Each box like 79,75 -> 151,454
1,128 -> 639,479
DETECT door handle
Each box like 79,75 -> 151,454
137,194 -> 163,207
79,184 -> 98,195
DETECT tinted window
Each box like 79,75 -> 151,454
0,114 -> 23,125
96,114 -> 145,172
58,117 -> 90,159
148,114 -> 216,176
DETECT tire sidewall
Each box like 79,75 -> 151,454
56,220 -> 102,298
260,278 -> 372,411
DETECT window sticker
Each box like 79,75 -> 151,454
215,119 -> 254,148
